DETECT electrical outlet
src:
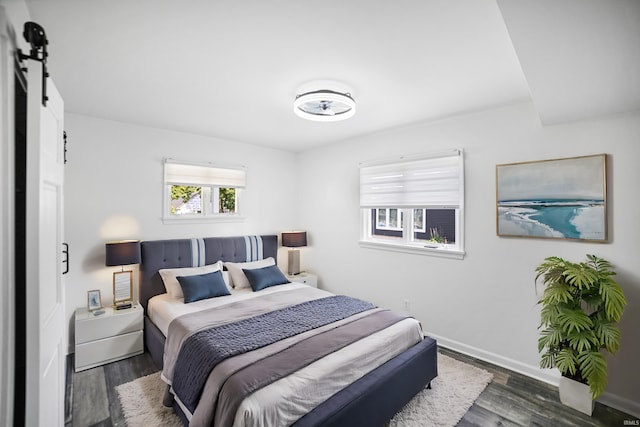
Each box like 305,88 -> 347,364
403,299 -> 410,312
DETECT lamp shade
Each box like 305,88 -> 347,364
281,231 -> 307,248
105,240 -> 141,266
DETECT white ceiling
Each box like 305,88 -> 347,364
23,0 -> 640,152
498,0 -> 640,126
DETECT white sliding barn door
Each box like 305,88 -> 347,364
24,59 -> 65,427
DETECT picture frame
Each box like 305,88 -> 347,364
87,289 -> 102,311
113,271 -> 133,305
496,154 -> 607,242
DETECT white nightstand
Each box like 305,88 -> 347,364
287,272 -> 318,288
74,304 -> 144,372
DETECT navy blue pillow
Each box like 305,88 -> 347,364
176,270 -> 230,303
243,264 -> 290,292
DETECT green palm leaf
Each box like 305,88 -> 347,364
563,263 -> 599,290
541,283 -> 574,305
538,328 -> 564,352
578,351 -> 608,398
567,328 -> 598,353
535,257 -> 567,284
593,318 -> 621,354
556,308 -> 593,334
587,254 -> 613,273
556,348 -> 578,376
539,304 -> 561,328
599,279 -> 627,321
540,352 -> 555,370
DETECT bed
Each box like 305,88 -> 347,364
140,235 -> 438,426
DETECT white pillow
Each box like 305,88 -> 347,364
224,257 -> 276,290
159,261 -> 228,299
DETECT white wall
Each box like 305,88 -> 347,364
296,101 -> 640,416
63,113 -> 297,351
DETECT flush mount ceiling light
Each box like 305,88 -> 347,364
294,89 -> 356,122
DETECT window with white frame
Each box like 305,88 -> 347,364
359,150 -> 464,258
376,208 -> 403,230
163,160 -> 245,221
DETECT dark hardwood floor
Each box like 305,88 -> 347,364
65,348 -> 637,426
438,348 -> 635,427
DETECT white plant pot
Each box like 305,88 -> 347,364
559,376 -> 594,416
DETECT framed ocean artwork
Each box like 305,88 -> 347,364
496,154 -> 607,242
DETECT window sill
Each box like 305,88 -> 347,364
162,215 -> 245,225
359,240 -> 465,260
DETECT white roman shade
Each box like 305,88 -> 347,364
360,150 -> 463,209
164,160 -> 246,188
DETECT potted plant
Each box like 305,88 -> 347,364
535,254 -> 627,415
428,227 -> 446,244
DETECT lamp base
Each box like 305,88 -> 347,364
288,249 -> 301,275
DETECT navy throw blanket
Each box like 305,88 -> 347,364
172,295 -> 376,413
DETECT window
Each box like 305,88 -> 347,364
163,160 -> 245,221
359,150 -> 464,258
371,208 -> 456,242
376,208 -> 403,231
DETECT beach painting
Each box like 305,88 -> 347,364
496,154 -> 606,241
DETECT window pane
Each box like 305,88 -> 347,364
371,209 -> 402,239
427,209 -> 456,243
389,209 -> 398,228
218,188 -> 236,213
414,209 -> 424,231
170,185 -> 202,215
413,208 -> 456,243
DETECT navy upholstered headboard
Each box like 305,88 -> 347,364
139,235 -> 278,311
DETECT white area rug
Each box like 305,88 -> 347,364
388,353 -> 493,426
116,353 -> 492,427
116,371 -> 182,427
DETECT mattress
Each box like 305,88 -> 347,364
152,283 -> 424,426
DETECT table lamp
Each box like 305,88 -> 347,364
281,231 -> 307,275
105,240 -> 141,309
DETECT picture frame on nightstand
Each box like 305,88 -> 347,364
113,271 -> 133,309
87,289 -> 102,311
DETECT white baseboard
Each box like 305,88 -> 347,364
428,332 -> 561,385
598,392 -> 640,419
427,332 -> 640,419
